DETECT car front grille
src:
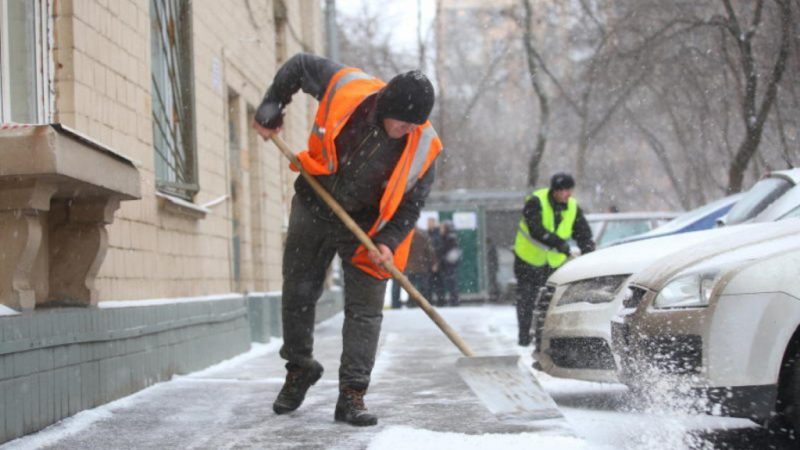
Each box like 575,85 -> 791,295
533,285 -> 556,350
547,337 -> 617,370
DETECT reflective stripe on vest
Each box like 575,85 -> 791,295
375,125 -> 440,233
319,71 -> 374,171
353,121 -> 442,279
514,188 -> 577,269
293,67 -> 443,279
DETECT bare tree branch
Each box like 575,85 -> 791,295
521,0 -> 551,187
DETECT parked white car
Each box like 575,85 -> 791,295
534,176 -> 800,384
610,220 -> 800,429
533,224 -> 758,382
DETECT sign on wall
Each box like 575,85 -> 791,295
453,212 -> 477,230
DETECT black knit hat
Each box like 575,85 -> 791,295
550,172 -> 576,191
376,70 -> 435,125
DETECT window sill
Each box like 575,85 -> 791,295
156,191 -> 210,219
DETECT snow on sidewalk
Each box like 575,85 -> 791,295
1,305 -> 755,450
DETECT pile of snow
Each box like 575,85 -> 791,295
0,304 -> 20,316
98,293 -> 245,308
368,426 -> 602,450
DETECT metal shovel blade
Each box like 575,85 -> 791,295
456,355 -> 563,421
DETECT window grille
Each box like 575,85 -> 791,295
150,0 -> 198,199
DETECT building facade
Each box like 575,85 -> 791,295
0,0 -> 335,443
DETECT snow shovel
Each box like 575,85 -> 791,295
269,134 -> 562,422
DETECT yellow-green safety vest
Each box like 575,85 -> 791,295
514,188 -> 577,268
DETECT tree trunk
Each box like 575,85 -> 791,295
521,0 -> 550,187
724,0 -> 792,193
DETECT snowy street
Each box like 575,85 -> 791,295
2,305 -> 795,450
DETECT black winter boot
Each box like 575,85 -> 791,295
334,387 -> 378,426
273,361 -> 324,414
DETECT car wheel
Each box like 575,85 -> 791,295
777,348 -> 800,436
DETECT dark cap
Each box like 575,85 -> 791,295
376,70 -> 435,125
550,172 -> 575,191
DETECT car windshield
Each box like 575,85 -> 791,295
589,221 -> 604,237
723,177 -> 793,225
650,195 -> 740,234
781,205 -> 800,220
598,220 -> 652,246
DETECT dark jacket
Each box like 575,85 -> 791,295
521,191 -> 595,255
257,53 -> 435,252
406,229 -> 436,274
436,227 -> 461,274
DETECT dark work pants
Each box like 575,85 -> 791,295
391,280 -> 402,308
514,256 -> 554,346
434,267 -> 459,306
405,273 -> 432,307
391,273 -> 432,308
280,196 -> 386,390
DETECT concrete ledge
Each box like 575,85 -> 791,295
247,288 -> 344,343
0,296 -> 250,444
247,292 -> 282,343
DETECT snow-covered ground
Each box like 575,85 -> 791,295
1,305 -> 794,450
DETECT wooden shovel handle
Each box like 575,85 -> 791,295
270,134 -> 475,357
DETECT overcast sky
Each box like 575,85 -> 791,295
334,0 -> 436,54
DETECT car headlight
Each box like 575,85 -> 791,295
557,275 -> 629,306
653,272 -> 718,309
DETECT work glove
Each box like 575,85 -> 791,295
254,101 -> 284,129
556,241 -> 571,256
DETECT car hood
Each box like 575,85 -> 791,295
629,218 -> 800,290
548,223 -> 761,285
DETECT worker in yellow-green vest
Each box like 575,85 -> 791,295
513,173 -> 595,347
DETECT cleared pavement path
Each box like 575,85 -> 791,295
3,306 -> 575,450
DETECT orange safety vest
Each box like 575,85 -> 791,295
292,67 -> 443,279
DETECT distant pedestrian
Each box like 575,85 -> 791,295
513,173 -> 594,347
486,238 -> 500,303
427,217 -> 443,305
402,226 -> 437,307
390,279 -> 403,309
435,220 -> 461,306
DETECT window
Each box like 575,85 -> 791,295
724,177 -> 793,226
228,90 -> 242,288
150,0 -> 197,199
781,204 -> 800,220
0,0 -> 50,123
598,220 -> 652,246
274,0 -> 287,64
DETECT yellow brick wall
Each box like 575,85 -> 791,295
51,0 -> 322,300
